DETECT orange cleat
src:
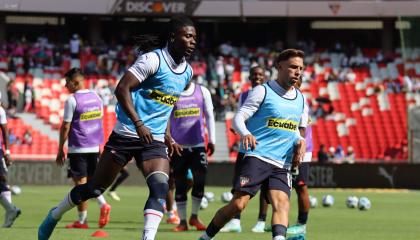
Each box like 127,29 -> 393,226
65,221 -> 89,229
166,210 -> 180,225
98,203 -> 111,228
173,224 -> 188,232
189,218 -> 206,231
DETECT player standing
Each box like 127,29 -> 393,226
170,81 -> 216,232
0,97 -> 21,228
38,16 -> 197,240
198,49 -> 306,240
55,68 -> 111,229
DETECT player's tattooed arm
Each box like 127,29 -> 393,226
115,72 -> 153,143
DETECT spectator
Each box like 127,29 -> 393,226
333,145 -> 345,164
6,80 -> 18,116
8,129 -> 20,145
344,146 -> 355,164
317,144 -> 329,163
328,147 -> 335,162
22,129 -> 33,146
23,78 -> 34,112
69,34 -> 81,59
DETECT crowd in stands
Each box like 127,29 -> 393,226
1,34 -> 419,162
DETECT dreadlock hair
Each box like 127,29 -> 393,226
134,15 -> 195,54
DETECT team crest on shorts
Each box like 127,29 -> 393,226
240,176 -> 250,187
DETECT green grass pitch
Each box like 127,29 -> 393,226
1,186 -> 419,240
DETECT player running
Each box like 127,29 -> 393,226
198,49 -> 306,240
0,97 -> 21,228
38,16 -> 197,240
170,81 -> 216,232
220,65 -> 268,233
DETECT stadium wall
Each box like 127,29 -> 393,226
7,161 -> 420,189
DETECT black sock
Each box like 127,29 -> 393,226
298,211 -> 308,224
258,213 -> 266,222
234,214 -> 241,220
272,224 -> 287,238
206,220 -> 222,238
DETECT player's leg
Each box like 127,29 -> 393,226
172,149 -> 189,230
139,156 -> 171,240
188,147 -> 207,230
66,175 -> 89,229
267,168 -> 292,240
0,160 -> 21,228
287,162 -> 310,236
38,149 -> 125,240
220,152 -> 244,233
199,156 -> 268,240
108,167 -> 130,201
252,184 -> 269,233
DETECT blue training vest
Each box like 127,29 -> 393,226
244,81 -> 304,169
115,49 -> 192,140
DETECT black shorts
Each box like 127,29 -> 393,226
232,156 -> 292,198
292,162 -> 310,188
0,150 -> 8,176
67,152 -> 99,178
104,131 -> 168,168
171,147 -> 207,178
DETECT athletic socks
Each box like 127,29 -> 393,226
258,213 -> 267,222
2,191 -> 12,203
96,195 -> 107,207
78,210 -> 87,224
205,220 -> 221,238
191,196 -> 201,216
272,224 -> 287,239
298,211 -> 308,225
176,201 -> 187,221
142,209 -> 163,240
51,194 -> 75,220
0,192 -> 14,211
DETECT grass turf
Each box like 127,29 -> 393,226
0,186 -> 419,240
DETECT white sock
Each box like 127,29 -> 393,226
78,211 -> 87,224
200,232 -> 212,240
51,194 -> 75,220
191,196 -> 201,215
172,201 -> 177,210
3,191 -> 12,203
273,236 -> 286,240
142,209 -> 163,240
0,192 -> 14,211
176,201 -> 187,221
96,195 -> 107,207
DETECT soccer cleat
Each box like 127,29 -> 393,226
251,221 -> 266,233
166,210 -> 180,225
108,191 -> 121,201
2,206 -> 21,228
38,208 -> 59,240
173,224 -> 188,232
189,217 -> 207,231
98,203 -> 111,228
65,221 -> 89,229
286,234 -> 305,240
287,224 -> 306,236
220,220 -> 242,233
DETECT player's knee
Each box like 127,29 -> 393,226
271,198 -> 289,213
145,172 -> 169,212
70,182 -> 105,205
0,180 -> 9,192
232,197 -> 248,213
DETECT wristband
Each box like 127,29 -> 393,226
5,149 -> 10,155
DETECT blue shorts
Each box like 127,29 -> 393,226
232,156 -> 292,198
104,131 -> 168,168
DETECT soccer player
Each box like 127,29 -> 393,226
286,76 -> 313,238
198,49 -> 307,240
0,97 -> 21,228
38,16 -> 197,240
56,68 -> 111,229
170,81 -> 216,232
221,65 -> 268,233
